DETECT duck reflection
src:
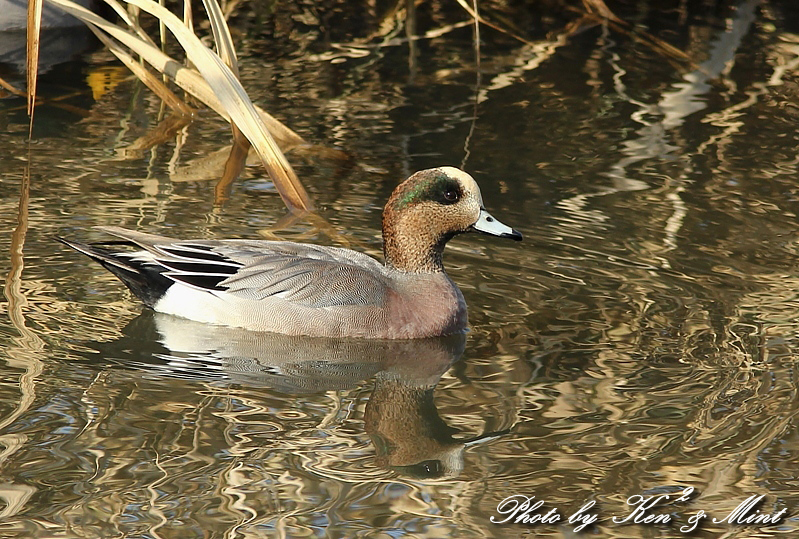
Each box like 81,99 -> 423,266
366,366 -> 508,479
88,312 -> 508,478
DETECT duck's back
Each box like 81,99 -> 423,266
153,240 -> 467,338
62,227 -> 467,338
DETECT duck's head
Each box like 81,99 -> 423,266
382,167 -> 522,273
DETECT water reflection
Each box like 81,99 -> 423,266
366,371 -> 508,480
4,0 -> 799,536
83,312 -> 501,479
92,312 -> 462,389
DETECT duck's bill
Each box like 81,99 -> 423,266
471,208 -> 523,241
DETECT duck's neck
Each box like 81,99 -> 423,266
382,217 -> 450,274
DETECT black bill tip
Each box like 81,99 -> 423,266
502,228 -> 523,241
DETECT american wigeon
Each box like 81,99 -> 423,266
60,167 -> 522,338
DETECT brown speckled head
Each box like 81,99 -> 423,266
382,167 -> 486,273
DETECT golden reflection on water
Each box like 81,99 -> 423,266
4,1 -> 799,538
4,300 -> 797,537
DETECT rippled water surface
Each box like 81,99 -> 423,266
3,1 -> 799,537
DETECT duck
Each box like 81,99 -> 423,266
59,167 -> 522,339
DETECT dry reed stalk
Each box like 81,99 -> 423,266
29,0 -> 314,212
26,0 -> 44,135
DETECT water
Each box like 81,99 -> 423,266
2,0 -> 799,537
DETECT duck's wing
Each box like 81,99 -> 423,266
74,226 -> 392,308
209,240 -> 391,308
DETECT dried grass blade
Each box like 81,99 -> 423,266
103,0 -> 136,28
119,0 -> 313,211
26,0 -> 44,131
44,0 -> 305,152
201,0 -> 238,75
43,0 -> 311,209
183,0 -> 194,34
202,0 -> 247,202
158,0 -> 167,50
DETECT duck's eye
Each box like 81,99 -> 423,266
443,189 -> 459,203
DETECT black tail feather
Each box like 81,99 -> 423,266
57,237 -> 173,308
